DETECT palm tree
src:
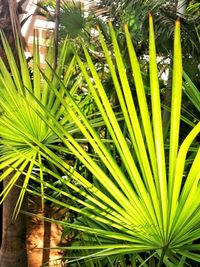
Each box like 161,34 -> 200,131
0,4 -> 199,265
0,1 -> 28,266
19,16 -> 200,266
0,1 -> 104,265
0,21 -> 107,264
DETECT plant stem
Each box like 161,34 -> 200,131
158,245 -> 168,267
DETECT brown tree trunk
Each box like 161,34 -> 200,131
0,0 -> 19,64
0,177 -> 28,267
0,1 -> 28,266
42,205 -> 52,266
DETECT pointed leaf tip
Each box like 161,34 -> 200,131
176,17 -> 181,27
108,20 -> 112,26
149,13 -> 153,23
124,23 -> 128,31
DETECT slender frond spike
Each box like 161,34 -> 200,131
149,13 -> 168,240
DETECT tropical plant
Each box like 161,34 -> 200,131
95,0 -> 200,85
0,29 -> 98,265
94,0 -> 200,141
0,16 -> 117,261
0,1 -> 28,265
16,15 -> 199,266
37,0 -> 97,40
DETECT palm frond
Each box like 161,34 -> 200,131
21,16 -> 200,265
0,33 -> 94,217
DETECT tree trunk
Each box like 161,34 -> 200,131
0,178 -> 28,267
42,205 -> 52,266
0,1 -> 28,266
0,0 -> 19,64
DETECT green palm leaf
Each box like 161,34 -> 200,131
0,33 -> 101,217
19,16 -> 199,265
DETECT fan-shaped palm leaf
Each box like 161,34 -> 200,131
19,16 -> 200,266
0,34 -> 107,218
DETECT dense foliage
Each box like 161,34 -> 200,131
0,2 -> 199,266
